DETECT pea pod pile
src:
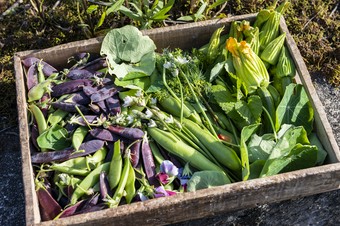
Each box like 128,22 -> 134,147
24,1 -> 327,221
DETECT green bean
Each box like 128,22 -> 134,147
47,109 -> 68,126
182,118 -> 241,171
125,162 -> 136,204
29,103 -> 47,135
108,140 -> 122,190
148,127 -> 224,173
72,126 -> 89,151
70,162 -> 110,204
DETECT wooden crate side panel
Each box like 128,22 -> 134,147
279,18 -> 340,163
36,163 -> 340,226
14,55 -> 41,224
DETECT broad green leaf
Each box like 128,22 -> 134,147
37,124 -> 71,150
101,25 -> 156,80
110,52 -> 156,80
114,76 -> 150,90
308,133 -> 327,165
187,171 -> 230,192
248,133 -> 276,163
276,83 -> 314,134
260,125 -> 311,177
240,124 -> 260,181
261,144 -> 317,177
249,160 -> 266,180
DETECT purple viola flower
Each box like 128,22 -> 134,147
154,186 -> 177,198
160,160 -> 179,177
177,163 -> 192,191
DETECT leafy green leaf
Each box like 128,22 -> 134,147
240,124 -> 260,181
100,25 -> 156,80
276,83 -> 314,134
249,160 -> 266,180
114,76 -> 150,90
248,133 -> 276,163
37,124 -> 71,150
308,133 -> 327,165
186,171 -> 230,192
260,125 -> 313,177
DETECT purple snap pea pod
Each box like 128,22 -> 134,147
51,79 -> 92,97
99,171 -> 112,200
72,115 -> 105,126
31,139 -> 105,163
22,57 -> 58,76
26,64 -> 39,90
82,85 -> 99,97
96,100 -> 109,115
57,200 -> 85,219
80,57 -> 107,72
64,91 -> 91,105
88,103 -> 102,115
105,96 -> 121,115
89,128 -> 121,142
130,139 -> 142,168
66,69 -> 94,80
90,86 -> 118,103
52,102 -> 90,114
107,125 -> 144,140
141,135 -> 159,187
36,181 -> 62,221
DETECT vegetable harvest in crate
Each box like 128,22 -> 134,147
23,1 -> 328,221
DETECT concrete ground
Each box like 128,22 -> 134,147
0,73 -> 339,225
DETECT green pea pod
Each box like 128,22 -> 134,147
108,140 -> 122,190
72,126 -> 89,151
149,141 -> 165,165
47,109 -> 68,126
125,162 -> 136,204
86,147 -> 108,170
29,103 -> 47,135
108,152 -> 131,208
27,80 -> 51,102
50,156 -> 90,176
70,162 -> 110,204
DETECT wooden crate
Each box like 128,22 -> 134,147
14,14 -> 340,225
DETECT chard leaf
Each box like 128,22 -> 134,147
260,125 -> 312,177
186,171 -> 230,192
276,83 -> 314,134
240,124 -> 260,181
37,124 -> 71,150
100,25 -> 156,79
248,133 -> 276,163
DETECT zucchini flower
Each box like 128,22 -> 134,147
260,32 -> 286,65
226,37 -> 270,95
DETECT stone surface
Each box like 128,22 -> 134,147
0,74 -> 339,225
